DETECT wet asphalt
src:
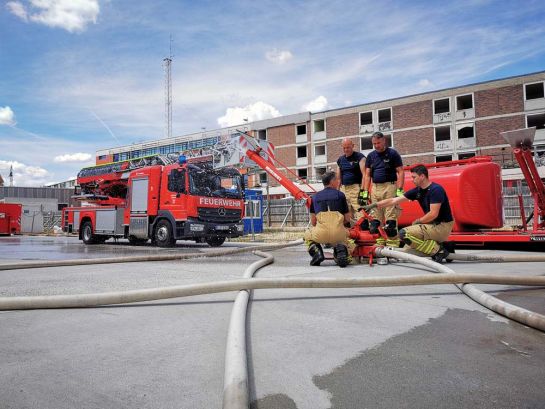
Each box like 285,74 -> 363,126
1,235 -> 544,409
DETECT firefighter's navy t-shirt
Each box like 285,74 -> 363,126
337,152 -> 365,185
404,182 -> 453,224
310,187 -> 349,215
365,147 -> 402,183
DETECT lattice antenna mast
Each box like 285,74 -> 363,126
163,35 -> 173,139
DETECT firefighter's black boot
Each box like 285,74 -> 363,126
442,241 -> 455,263
431,243 -> 450,263
308,242 -> 325,266
333,244 -> 350,268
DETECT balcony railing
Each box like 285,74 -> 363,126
456,108 -> 475,121
457,136 -> 476,150
434,139 -> 453,151
433,112 -> 451,123
312,131 -> 326,141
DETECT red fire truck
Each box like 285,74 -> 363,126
63,155 -> 245,247
0,203 -> 22,236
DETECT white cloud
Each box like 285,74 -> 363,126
0,106 -> 16,126
217,101 -> 281,127
418,79 -> 431,87
6,1 -> 28,20
0,160 -> 50,186
302,96 -> 329,112
54,152 -> 93,163
6,0 -> 100,32
265,49 -> 293,65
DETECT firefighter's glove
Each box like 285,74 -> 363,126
362,203 -> 378,213
358,190 -> 370,206
396,188 -> 405,198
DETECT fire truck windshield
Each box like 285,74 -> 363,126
188,166 -> 243,199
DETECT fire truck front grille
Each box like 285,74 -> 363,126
198,207 -> 241,223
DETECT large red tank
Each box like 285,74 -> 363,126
0,203 -> 22,235
397,158 -> 503,232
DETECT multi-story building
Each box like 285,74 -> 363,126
95,71 -> 545,191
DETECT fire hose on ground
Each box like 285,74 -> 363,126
0,240 -> 305,271
1,241 -> 545,409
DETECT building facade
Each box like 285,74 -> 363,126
95,71 -> 545,188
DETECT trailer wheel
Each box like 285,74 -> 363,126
81,221 -> 98,245
154,220 -> 175,248
206,236 -> 225,247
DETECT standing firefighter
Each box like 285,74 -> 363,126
363,164 -> 453,263
304,171 -> 355,267
336,138 -> 366,223
359,132 -> 404,246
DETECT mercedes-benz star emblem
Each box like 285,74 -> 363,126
218,207 -> 226,216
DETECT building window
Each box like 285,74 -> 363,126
434,98 -> 450,114
314,167 -> 326,178
257,129 -> 267,140
297,146 -> 307,158
259,172 -> 267,185
456,94 -> 473,110
435,126 -> 451,141
458,124 -> 474,139
314,144 -> 326,156
297,168 -> 308,180
361,137 -> 373,150
527,113 -> 545,130
525,82 -> 545,100
436,155 -> 452,162
378,108 -> 391,123
296,124 -> 307,135
360,111 -> 373,125
313,119 -> 325,133
458,152 -> 476,160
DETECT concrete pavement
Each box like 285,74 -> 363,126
0,236 -> 543,408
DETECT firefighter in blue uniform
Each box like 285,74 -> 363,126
304,171 -> 356,267
336,138 -> 366,224
359,131 -> 404,246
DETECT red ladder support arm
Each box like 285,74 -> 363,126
514,147 -> 545,224
245,149 -> 312,209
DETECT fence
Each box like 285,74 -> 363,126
263,198 -> 309,227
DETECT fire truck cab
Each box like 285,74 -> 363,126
63,155 -> 245,247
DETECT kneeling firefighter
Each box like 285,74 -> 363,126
363,164 -> 454,263
303,171 -> 356,267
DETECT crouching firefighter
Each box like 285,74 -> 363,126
303,171 -> 356,267
363,164 -> 454,263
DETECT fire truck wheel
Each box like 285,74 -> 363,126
206,236 -> 225,247
154,220 -> 175,248
81,221 -> 98,245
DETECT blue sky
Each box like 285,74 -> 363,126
1,0 -> 545,186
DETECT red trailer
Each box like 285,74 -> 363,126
0,203 -> 22,236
